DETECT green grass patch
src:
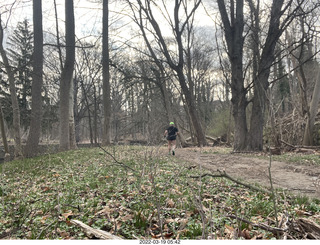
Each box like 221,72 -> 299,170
271,153 -> 320,166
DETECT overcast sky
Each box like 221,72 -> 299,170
1,0 -> 216,40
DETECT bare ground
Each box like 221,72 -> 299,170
172,147 -> 320,199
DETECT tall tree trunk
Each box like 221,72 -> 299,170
102,0 -> 111,145
80,79 -> 94,144
0,101 -> 9,158
0,16 -> 22,157
69,78 -> 77,149
247,0 -> 285,151
25,0 -> 43,157
286,31 -> 309,117
59,0 -> 75,151
303,67 -> 320,145
217,0 -> 248,151
176,68 -> 207,146
231,91 -> 248,151
218,0 -> 290,151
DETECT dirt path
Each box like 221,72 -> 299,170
173,147 -> 320,199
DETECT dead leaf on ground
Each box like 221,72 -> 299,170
239,229 -> 251,239
40,215 -> 50,224
41,186 -> 50,192
178,219 -> 188,230
224,224 -> 237,239
166,199 -> 175,208
96,206 -> 112,217
121,213 -> 134,222
61,211 -> 73,220
57,228 -> 70,239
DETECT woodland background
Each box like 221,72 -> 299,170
0,0 -> 320,158
1,1 -> 320,240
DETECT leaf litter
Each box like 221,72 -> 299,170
0,145 -> 320,240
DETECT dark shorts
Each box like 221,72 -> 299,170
167,135 -> 176,141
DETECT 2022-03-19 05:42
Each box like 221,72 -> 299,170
138,240 -> 181,244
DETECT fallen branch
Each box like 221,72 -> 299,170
280,140 -> 296,149
296,218 -> 320,239
226,214 -> 287,236
227,215 -> 320,239
37,220 -> 56,239
281,140 -> 320,151
70,219 -> 122,240
190,170 -> 271,194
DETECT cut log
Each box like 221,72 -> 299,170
70,219 -> 122,240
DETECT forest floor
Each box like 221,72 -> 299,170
173,147 -> 320,199
1,145 -> 320,240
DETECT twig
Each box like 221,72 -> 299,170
280,140 -> 296,149
37,220 -> 56,239
226,214 -> 288,236
149,161 -> 164,239
267,145 -> 279,227
98,145 -> 137,173
281,140 -> 320,150
190,170 -> 272,194
286,188 -> 315,193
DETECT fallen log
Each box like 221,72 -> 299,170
70,219 -> 122,240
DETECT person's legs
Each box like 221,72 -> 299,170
171,140 -> 176,155
167,140 -> 172,154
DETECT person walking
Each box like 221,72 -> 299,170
164,122 -> 179,155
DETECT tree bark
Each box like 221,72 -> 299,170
247,0 -> 285,151
0,101 -> 9,156
217,0 -> 248,151
218,0 -> 291,151
59,0 -> 75,151
303,68 -> 320,145
286,32 -> 309,117
102,0 -> 111,145
0,16 -> 22,157
25,0 -> 43,157
69,78 -> 77,149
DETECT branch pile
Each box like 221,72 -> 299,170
227,214 -> 320,240
276,110 -> 320,150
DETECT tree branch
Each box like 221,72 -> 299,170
190,169 -> 271,194
226,214 -> 288,235
98,144 -> 137,173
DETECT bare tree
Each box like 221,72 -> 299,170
25,0 -> 43,157
217,0 -> 305,151
216,0 -> 246,151
0,100 -> 9,159
303,66 -> 320,145
0,13 -> 22,157
102,0 -> 112,145
128,0 -> 207,146
284,6 -> 320,146
59,0 -> 75,150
